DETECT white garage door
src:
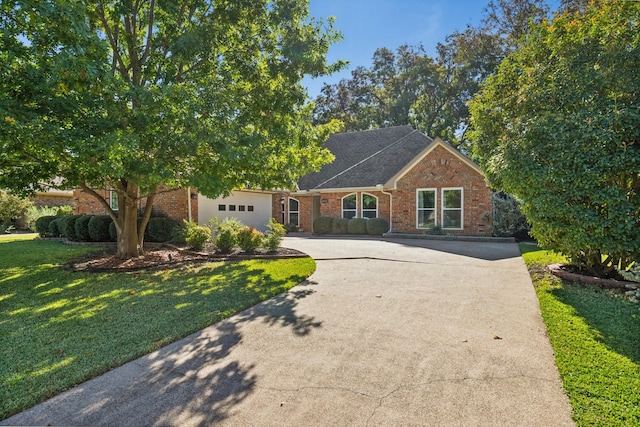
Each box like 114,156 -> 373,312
198,191 -> 273,231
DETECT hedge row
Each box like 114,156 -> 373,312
313,216 -> 389,236
36,214 -> 180,243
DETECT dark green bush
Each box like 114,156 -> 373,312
35,215 -> 57,237
146,217 -> 179,242
88,215 -> 112,242
366,218 -> 389,235
109,221 -> 117,241
313,216 -> 334,235
237,226 -> 263,253
74,215 -> 93,241
49,218 -> 63,237
347,218 -> 368,235
332,218 -> 349,234
59,214 -> 84,240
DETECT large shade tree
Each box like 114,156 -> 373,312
312,0 -> 550,150
0,0 -> 343,258
470,1 -> 640,276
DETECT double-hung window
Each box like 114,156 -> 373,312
109,189 -> 119,211
416,189 -> 436,228
442,188 -> 463,229
342,194 -> 357,219
361,193 -> 378,219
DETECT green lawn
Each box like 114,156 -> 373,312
0,235 -> 315,420
520,243 -> 640,426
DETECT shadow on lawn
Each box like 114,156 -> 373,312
551,283 -> 640,365
2,240 -> 320,424
8,279 -> 322,426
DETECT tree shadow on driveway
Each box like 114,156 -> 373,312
1,280 -> 322,426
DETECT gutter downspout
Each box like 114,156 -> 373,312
187,187 -> 193,222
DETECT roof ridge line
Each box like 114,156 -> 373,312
312,129 -> 422,189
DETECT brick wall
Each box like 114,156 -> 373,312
315,191 -> 391,224
392,145 -> 492,235
74,186 -> 198,223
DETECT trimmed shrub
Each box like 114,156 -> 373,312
88,215 -> 113,242
109,221 -> 118,241
332,218 -> 349,234
35,215 -> 57,237
185,224 -> 211,250
347,218 -> 368,235
146,217 -> 179,242
49,218 -> 63,237
60,214 -> 85,240
366,218 -> 389,235
237,226 -> 263,253
313,216 -> 333,235
74,215 -> 93,241
215,229 -> 236,253
25,205 -> 59,231
263,218 -> 286,252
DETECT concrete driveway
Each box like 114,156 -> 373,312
2,237 -> 574,426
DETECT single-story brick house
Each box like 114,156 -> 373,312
272,125 -> 492,234
75,126 -> 492,234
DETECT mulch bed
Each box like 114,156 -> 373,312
65,245 -> 308,272
547,263 -> 639,291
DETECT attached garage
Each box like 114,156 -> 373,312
198,190 -> 274,231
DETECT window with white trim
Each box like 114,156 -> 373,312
109,189 -> 119,211
342,193 -> 357,219
288,198 -> 299,225
442,188 -> 463,229
361,193 -> 378,219
416,189 -> 436,228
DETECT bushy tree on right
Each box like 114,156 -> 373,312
470,1 -> 640,277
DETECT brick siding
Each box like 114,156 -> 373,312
392,145 -> 491,234
272,145 -> 492,235
74,186 -> 198,223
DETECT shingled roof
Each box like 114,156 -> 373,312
297,125 -> 434,190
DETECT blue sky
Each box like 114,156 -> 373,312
303,0 -> 489,99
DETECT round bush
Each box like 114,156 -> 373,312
59,214 -> 84,240
347,218 -> 368,235
185,225 -> 211,250
49,218 -> 63,237
35,215 -> 57,237
332,218 -> 349,234
313,216 -> 334,235
88,215 -> 113,242
74,215 -> 93,241
237,226 -> 263,253
215,229 -> 236,253
366,218 -> 389,235
146,217 -> 179,242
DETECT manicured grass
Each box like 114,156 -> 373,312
520,243 -> 640,426
0,235 -> 315,420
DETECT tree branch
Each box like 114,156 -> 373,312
97,0 -> 130,79
139,0 -> 155,66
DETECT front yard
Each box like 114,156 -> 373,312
521,243 -> 640,426
0,235 -> 315,420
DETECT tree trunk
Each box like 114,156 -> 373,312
115,183 -> 144,259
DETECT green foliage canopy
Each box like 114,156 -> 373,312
0,0 -> 343,257
470,1 -> 640,275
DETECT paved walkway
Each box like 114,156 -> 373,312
2,237 -> 574,426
